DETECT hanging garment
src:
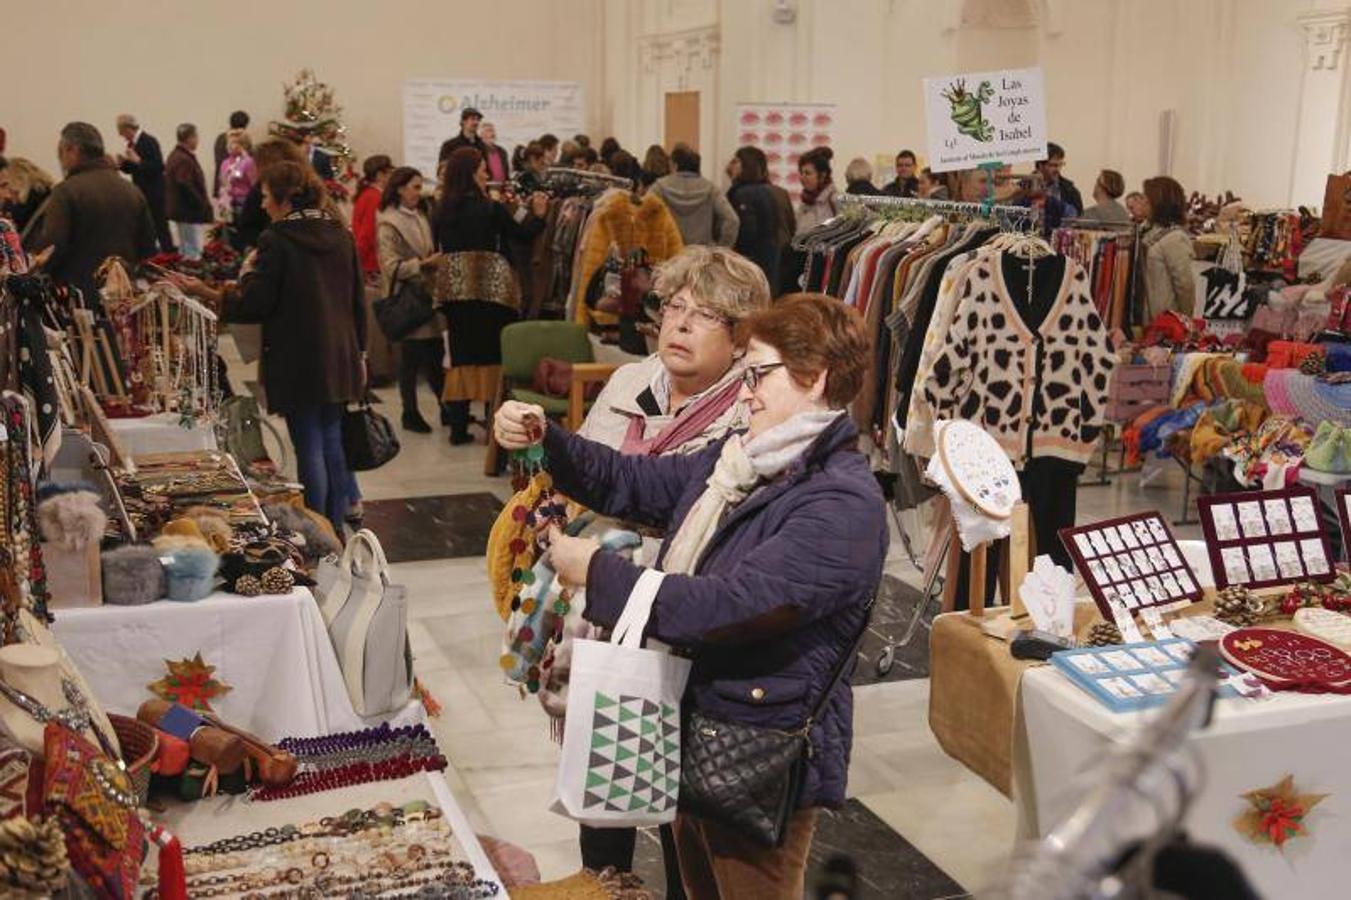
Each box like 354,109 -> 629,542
923,254 -> 1116,468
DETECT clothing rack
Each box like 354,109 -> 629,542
836,192 -> 1040,229
543,167 -> 635,189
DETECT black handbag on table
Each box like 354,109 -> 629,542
678,607 -> 871,847
342,402 -> 400,471
373,275 -> 436,342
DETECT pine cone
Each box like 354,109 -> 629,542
1301,353 -> 1326,376
234,574 -> 262,597
261,567 -> 295,594
1087,621 -> 1123,646
0,816 -> 68,896
1216,585 -> 1260,626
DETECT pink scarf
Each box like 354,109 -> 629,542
618,377 -> 743,456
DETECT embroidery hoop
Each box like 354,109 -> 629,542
1220,627 -> 1351,687
936,420 -> 1018,520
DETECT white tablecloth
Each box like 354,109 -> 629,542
51,588 -> 419,741
109,412 -> 217,456
1015,669 -> 1351,899
1014,538 -> 1347,898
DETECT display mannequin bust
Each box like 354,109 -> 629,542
0,644 -> 94,755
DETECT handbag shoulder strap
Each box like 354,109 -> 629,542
801,599 -> 873,732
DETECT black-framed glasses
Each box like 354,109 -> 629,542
741,362 -> 785,391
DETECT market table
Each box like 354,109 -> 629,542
108,412 -> 218,456
154,770 -> 504,897
927,541 -> 1216,795
1014,665 -> 1351,899
51,587 -> 420,741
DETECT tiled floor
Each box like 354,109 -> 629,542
223,334 -> 1196,897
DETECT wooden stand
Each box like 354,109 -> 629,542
938,502 -> 1033,640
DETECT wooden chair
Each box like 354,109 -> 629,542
483,322 -> 617,475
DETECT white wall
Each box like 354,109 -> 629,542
4,0 -> 1335,209
4,0 -> 604,171
605,0 -> 1322,208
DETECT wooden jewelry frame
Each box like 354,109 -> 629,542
1197,486 -> 1335,591
1059,512 -> 1203,621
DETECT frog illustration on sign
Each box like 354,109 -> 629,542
942,79 -> 996,142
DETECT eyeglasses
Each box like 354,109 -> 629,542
740,362 -> 785,391
659,298 -> 729,330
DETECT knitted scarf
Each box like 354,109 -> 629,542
661,410 -> 841,575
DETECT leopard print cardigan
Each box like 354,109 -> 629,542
922,254 -> 1114,467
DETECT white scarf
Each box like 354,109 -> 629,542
661,410 -> 842,575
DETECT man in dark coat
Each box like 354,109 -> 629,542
164,121 -> 212,259
1036,141 -> 1084,218
165,124 -> 213,260
213,110 -> 249,196
26,122 -> 157,304
305,136 -> 336,181
438,107 -> 485,164
115,113 -> 173,252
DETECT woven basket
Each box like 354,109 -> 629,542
110,713 -> 159,806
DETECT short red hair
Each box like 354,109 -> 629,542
738,293 -> 870,408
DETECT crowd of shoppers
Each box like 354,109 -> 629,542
0,107 -> 1201,896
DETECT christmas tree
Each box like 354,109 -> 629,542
268,68 -> 354,174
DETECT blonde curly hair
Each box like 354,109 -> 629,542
652,246 -> 770,323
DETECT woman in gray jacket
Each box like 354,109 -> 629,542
1141,176 -> 1196,317
377,167 -> 446,433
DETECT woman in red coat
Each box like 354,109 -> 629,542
351,154 -> 392,277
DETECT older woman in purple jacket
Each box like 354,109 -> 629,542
495,294 -> 887,899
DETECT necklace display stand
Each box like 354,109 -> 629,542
0,645 -> 68,754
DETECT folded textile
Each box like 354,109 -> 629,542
1263,369 -> 1300,417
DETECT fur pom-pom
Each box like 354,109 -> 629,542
263,504 -> 342,562
181,506 -> 234,554
152,534 -> 212,553
37,491 -> 108,551
162,546 -> 221,603
101,545 -> 167,605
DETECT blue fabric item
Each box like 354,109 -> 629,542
156,704 -> 206,741
1325,343 -> 1351,374
1140,402 -> 1209,457
164,546 -> 220,602
284,403 -> 352,530
542,414 -> 888,811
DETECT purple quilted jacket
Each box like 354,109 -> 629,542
543,412 -> 887,810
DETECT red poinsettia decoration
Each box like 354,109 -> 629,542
1234,774 -> 1327,850
147,652 -> 233,711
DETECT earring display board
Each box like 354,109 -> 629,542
1051,639 -> 1242,713
1335,486 -> 1351,561
1059,512 -> 1203,621
1197,486 -> 1334,590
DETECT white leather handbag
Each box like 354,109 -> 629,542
313,529 -> 413,717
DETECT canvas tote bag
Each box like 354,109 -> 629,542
313,529 -> 413,717
551,569 -> 691,828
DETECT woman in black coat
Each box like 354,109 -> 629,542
173,162 -> 365,530
726,146 -> 783,292
434,146 -> 548,443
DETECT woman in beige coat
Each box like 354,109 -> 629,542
377,167 -> 447,433
1141,176 -> 1197,317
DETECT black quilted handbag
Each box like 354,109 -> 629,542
678,613 -> 870,847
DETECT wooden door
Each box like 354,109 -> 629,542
664,91 -> 700,153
